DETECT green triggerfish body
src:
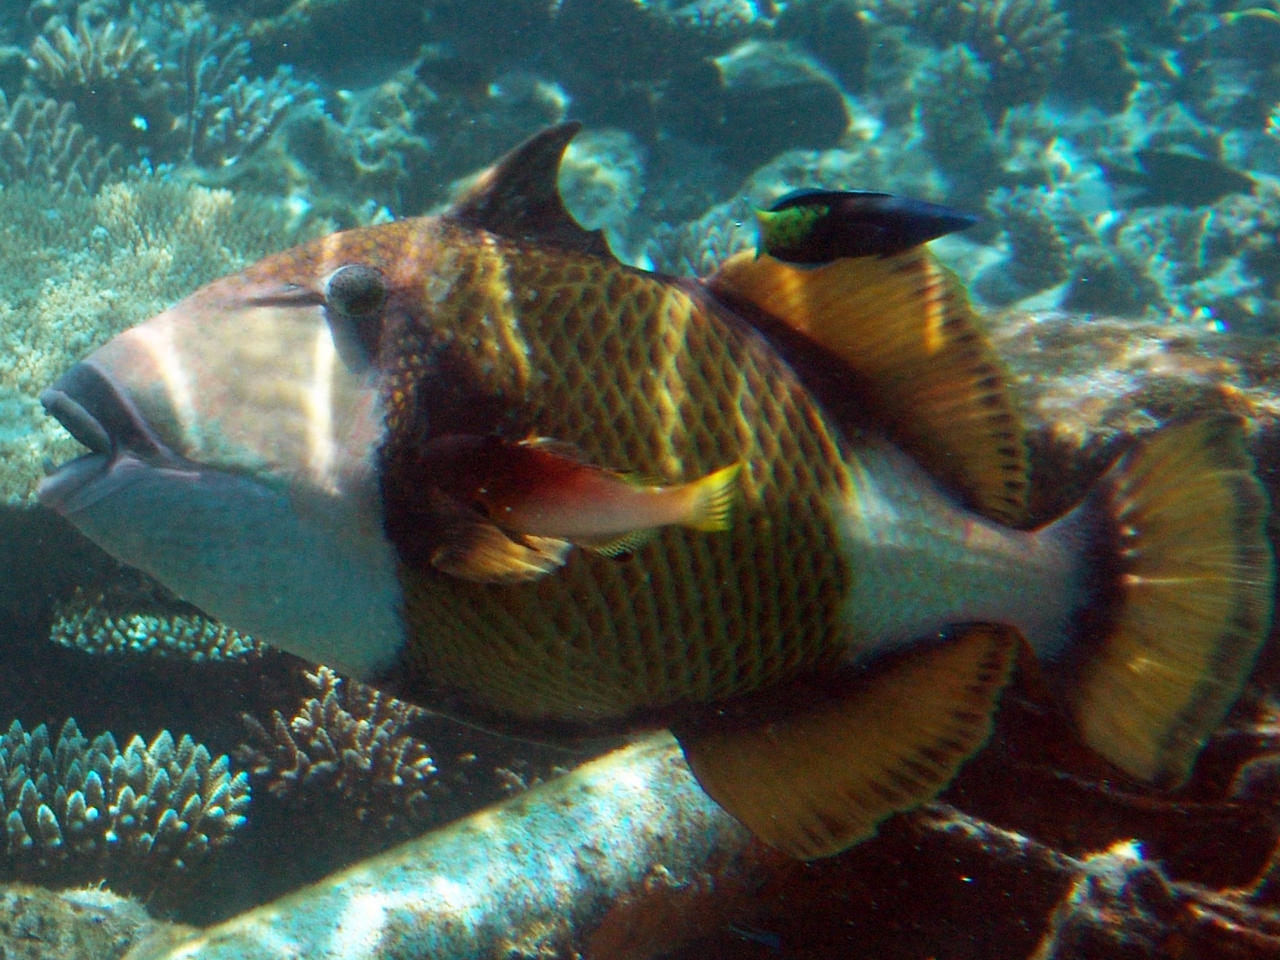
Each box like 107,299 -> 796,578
38,125 -> 1274,859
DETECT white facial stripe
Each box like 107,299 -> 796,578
305,321 -> 339,493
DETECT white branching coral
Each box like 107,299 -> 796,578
238,667 -> 439,830
0,718 -> 249,887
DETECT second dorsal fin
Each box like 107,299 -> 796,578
447,123 -> 613,259
707,247 -> 1029,526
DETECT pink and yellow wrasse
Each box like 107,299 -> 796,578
36,125 -> 1275,859
417,433 -> 740,577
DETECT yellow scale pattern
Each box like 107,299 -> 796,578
397,233 -> 858,726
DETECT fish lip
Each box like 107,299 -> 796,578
40,360 -> 169,457
37,360 -> 184,514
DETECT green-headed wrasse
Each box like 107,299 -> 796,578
755,188 -> 978,264
417,433 -> 740,581
38,124 -> 1274,860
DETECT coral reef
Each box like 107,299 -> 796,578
28,18 -> 173,148
973,186 -> 1071,304
49,581 -> 261,662
0,0 -> 1278,947
866,0 -> 1068,106
169,25 -> 314,174
0,91 -> 125,194
0,176 -> 327,506
237,667 -> 437,831
0,718 -> 249,890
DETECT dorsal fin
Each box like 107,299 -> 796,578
447,123 -> 613,258
707,248 -> 1029,526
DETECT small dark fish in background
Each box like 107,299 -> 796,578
1101,149 -> 1255,208
755,189 -> 978,264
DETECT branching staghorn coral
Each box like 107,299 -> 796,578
238,667 -> 439,830
0,718 -> 249,888
0,90 -> 125,193
49,580 -> 261,662
170,24 -> 316,173
28,16 -> 174,146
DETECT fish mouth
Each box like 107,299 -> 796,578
38,360 -> 188,514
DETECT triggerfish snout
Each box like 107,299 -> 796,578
38,253 -> 403,677
38,124 -> 1274,860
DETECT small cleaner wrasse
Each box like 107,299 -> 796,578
37,125 -> 1275,859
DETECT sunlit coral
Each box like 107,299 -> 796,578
238,667 -> 438,830
0,718 -> 249,887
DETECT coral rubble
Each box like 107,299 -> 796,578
0,883 -> 182,960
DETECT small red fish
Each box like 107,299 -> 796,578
419,433 -> 739,572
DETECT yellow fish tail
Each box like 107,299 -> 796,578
681,462 -> 742,532
1050,416 -> 1273,788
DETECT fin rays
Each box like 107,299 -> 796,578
675,626 -> 1016,859
708,247 -> 1029,525
1054,416 -> 1273,787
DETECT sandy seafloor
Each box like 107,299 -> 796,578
0,1 -> 1279,957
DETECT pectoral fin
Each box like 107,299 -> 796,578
430,521 -> 572,583
425,490 -> 572,584
674,625 -> 1016,859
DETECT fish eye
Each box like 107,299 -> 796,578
325,264 -> 387,317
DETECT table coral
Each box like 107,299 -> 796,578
49,582 -> 261,662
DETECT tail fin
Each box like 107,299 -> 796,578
682,462 -> 742,532
1048,416 -> 1273,787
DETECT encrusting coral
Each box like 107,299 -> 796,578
0,718 -> 249,890
237,667 -> 438,831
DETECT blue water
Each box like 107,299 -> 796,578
0,1 -> 1277,957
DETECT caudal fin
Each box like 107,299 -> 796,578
1050,416 -> 1273,787
682,462 -> 742,532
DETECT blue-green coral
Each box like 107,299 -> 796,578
50,583 -> 261,662
0,718 -> 249,888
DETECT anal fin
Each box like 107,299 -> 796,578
674,625 -> 1016,859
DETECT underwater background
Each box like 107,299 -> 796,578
0,0 -> 1278,957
